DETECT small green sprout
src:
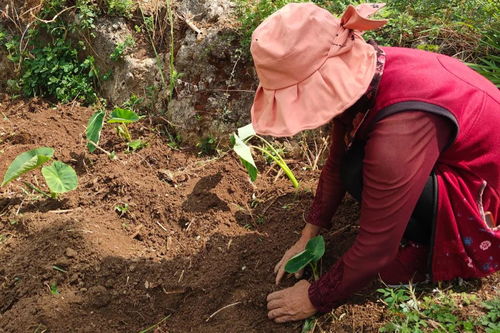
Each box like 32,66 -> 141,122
231,124 -> 299,188
127,139 -> 147,152
1,147 -> 78,199
110,36 -> 135,61
115,203 -> 129,217
50,283 -> 60,295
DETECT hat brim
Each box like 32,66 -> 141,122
251,41 -> 377,137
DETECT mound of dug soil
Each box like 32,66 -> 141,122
0,96 -> 498,333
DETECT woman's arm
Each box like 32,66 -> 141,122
308,111 -> 452,312
307,118 -> 349,228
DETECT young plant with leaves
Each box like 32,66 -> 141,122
86,107 -> 146,154
231,124 -> 299,188
284,235 -> 325,333
1,147 -> 78,198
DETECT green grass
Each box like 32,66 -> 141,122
377,284 -> 500,332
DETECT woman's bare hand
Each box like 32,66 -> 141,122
274,223 -> 320,285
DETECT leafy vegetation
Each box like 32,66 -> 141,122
235,0 -> 499,82
1,0 -> 100,104
106,0 -> 134,18
231,124 -> 299,188
378,284 -> 500,332
1,147 -> 78,198
110,36 -> 136,61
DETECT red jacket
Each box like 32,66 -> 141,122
364,47 -> 500,280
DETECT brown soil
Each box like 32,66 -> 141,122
0,96 -> 498,333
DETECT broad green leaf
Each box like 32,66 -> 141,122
1,147 -> 54,186
41,161 -> 78,194
284,249 -> 316,274
284,236 -> 325,273
232,133 -> 258,182
86,110 -> 105,153
237,123 -> 256,141
108,107 -> 141,124
305,235 -> 325,262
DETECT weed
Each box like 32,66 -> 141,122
377,285 -> 496,332
165,0 -> 179,101
197,136 -> 218,156
52,265 -> 67,273
115,203 -> 129,217
231,124 -> 299,188
21,39 -> 97,103
235,0 -> 499,67
480,298 -> 500,332
1,147 -> 78,199
468,33 -> 500,87
106,0 -> 134,18
49,283 -> 60,295
110,35 -> 136,61
1,0 -> 101,104
0,234 -> 10,244
122,94 -> 144,111
127,139 -> 147,152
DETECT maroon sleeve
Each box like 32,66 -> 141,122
308,111 -> 452,312
306,118 -> 348,228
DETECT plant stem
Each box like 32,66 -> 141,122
120,124 -> 132,142
252,145 -> 299,188
139,7 -> 167,90
165,0 -> 176,101
22,181 -> 51,198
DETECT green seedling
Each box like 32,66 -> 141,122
86,109 -> 105,153
86,107 -> 144,154
231,124 -> 299,188
127,139 -> 147,152
285,235 -> 325,280
284,235 -> 325,333
49,283 -> 60,295
110,35 -> 135,61
1,147 -> 78,199
115,203 -> 129,217
108,107 -> 142,142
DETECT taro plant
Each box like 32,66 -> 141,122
284,235 -> 325,333
108,107 -> 142,142
231,124 -> 299,188
285,235 -> 325,281
1,147 -> 78,198
86,107 -> 145,154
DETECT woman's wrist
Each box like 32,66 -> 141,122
301,223 -> 321,239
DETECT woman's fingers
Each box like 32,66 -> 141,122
267,299 -> 284,310
294,268 -> 304,279
274,257 -> 283,274
274,315 -> 293,323
266,289 -> 284,302
267,308 -> 287,320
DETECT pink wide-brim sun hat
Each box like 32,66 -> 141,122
250,3 -> 388,137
